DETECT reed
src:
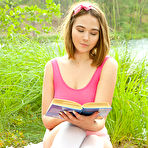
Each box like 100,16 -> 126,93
107,41 -> 148,147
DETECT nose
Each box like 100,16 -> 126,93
83,32 -> 89,41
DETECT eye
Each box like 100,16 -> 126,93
90,33 -> 97,36
77,29 -> 84,32
90,32 -> 98,36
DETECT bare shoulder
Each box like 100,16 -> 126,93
100,57 -> 118,80
44,60 -> 53,73
56,55 -> 69,64
56,56 -> 71,71
45,60 -> 52,68
103,57 -> 118,72
44,55 -> 68,72
43,59 -> 55,80
106,57 -> 118,67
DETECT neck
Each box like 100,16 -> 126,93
71,52 -> 91,65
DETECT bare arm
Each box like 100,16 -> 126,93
92,57 -> 118,130
95,58 -> 118,105
42,61 -> 65,130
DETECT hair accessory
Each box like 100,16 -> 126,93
73,4 -> 96,16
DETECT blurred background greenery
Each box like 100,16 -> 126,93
0,0 -> 148,39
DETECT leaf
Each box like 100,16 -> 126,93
46,0 -> 53,4
5,4 -> 9,10
9,10 -> 14,16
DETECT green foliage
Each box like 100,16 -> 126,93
107,42 -> 148,146
0,34 -> 65,147
0,0 -> 61,36
0,0 -> 148,39
96,0 -> 148,39
0,130 -> 27,147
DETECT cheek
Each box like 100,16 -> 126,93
91,36 -> 99,46
72,30 -> 79,44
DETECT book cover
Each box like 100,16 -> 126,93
45,99 -> 112,119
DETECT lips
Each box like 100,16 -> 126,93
80,43 -> 89,47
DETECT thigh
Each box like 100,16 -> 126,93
80,135 -> 104,148
104,137 -> 113,148
80,135 -> 113,148
51,122 -> 86,148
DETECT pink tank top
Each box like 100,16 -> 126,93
51,56 -> 109,104
51,56 -> 110,138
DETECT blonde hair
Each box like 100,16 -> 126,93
61,1 -> 110,67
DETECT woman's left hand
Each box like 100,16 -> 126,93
59,111 -> 100,131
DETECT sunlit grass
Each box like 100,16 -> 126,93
0,34 -> 147,147
107,42 -> 148,147
0,34 -> 65,147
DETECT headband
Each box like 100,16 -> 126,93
72,4 -> 97,16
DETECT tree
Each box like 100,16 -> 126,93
0,0 -> 61,36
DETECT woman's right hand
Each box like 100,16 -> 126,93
59,111 -> 105,132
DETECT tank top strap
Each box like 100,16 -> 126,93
51,58 -> 59,77
50,58 -> 62,88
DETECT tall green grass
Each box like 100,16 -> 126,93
107,41 -> 148,147
0,34 -> 65,147
0,34 -> 147,147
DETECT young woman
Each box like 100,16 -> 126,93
42,1 -> 118,148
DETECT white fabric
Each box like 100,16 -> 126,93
80,135 -> 104,148
24,142 -> 43,148
51,122 -> 86,148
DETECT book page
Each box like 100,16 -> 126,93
83,102 -> 110,108
52,98 -> 82,110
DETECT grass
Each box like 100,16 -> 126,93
107,43 -> 148,147
0,34 -> 147,147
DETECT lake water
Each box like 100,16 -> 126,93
126,38 -> 148,60
110,38 -> 148,61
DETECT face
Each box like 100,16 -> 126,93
72,14 -> 100,54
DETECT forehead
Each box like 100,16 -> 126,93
73,14 -> 100,29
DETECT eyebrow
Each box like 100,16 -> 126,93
76,25 -> 99,32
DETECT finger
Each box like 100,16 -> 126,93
64,111 -> 77,121
60,111 -> 69,120
59,112 -> 65,119
73,111 -> 81,119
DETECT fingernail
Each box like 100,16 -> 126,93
73,111 -> 76,114
64,111 -> 67,114
59,112 -> 62,115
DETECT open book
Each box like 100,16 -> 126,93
45,98 -> 112,119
